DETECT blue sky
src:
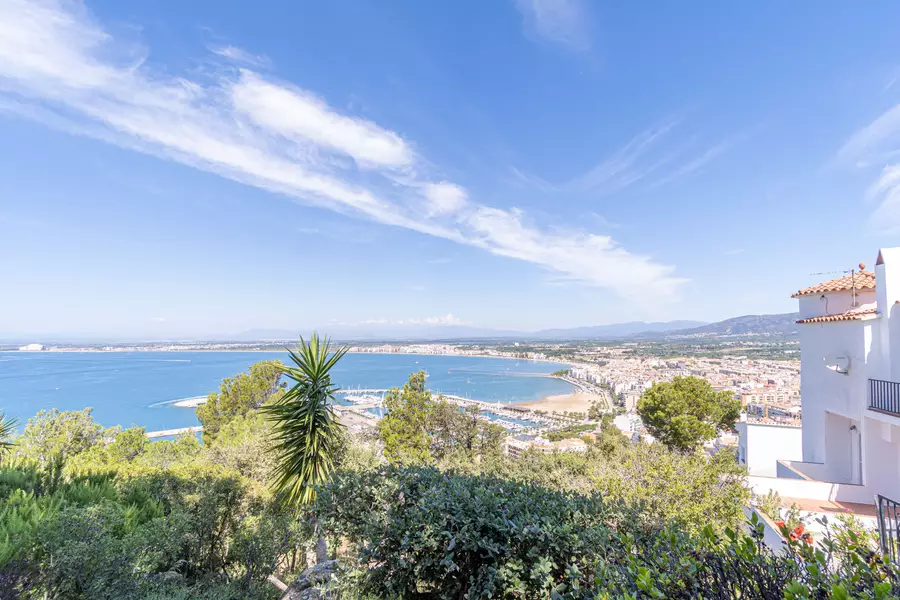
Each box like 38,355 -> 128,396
4,0 -> 900,338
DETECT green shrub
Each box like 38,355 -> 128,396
320,467 -> 897,600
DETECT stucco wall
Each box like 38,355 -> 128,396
798,318 -> 874,464
736,422 -> 802,477
798,290 -> 875,320
824,412 -> 858,484
865,417 -> 900,500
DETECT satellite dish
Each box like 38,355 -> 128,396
824,354 -> 850,375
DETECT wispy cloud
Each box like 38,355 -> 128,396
643,138 -> 733,190
362,314 -> 466,326
837,103 -> 900,232
564,121 -> 678,193
724,248 -> 745,256
514,0 -> 589,52
513,120 -> 737,197
210,45 -> 270,69
0,0 -> 685,303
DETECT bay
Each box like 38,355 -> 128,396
0,352 -> 574,432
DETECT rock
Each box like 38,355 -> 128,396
279,560 -> 338,600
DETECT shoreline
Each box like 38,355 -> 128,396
518,391 -> 609,414
7,350 -> 582,414
0,348 -> 577,368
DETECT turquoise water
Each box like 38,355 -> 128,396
0,352 -> 573,432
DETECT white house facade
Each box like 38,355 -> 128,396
745,248 -> 900,505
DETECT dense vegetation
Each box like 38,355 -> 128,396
0,352 -> 895,599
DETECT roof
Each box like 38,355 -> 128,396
795,307 -> 879,324
791,270 -> 876,298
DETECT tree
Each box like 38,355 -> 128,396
377,371 -> 433,465
14,408 -> 103,468
263,334 -> 347,564
196,360 -> 285,443
636,376 -> 740,452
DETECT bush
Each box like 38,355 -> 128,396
320,467 -> 897,600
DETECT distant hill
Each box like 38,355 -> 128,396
664,313 -> 799,337
531,320 -> 707,340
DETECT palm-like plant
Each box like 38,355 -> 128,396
264,334 -> 347,563
0,412 -> 17,456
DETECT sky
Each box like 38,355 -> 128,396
4,0 -> 900,339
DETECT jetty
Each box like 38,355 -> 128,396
145,426 -> 203,439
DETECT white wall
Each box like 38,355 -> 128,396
798,318 -> 874,464
824,412 -> 858,484
736,422 -> 802,477
864,416 -> 900,500
797,289 -> 875,320
876,249 -> 900,381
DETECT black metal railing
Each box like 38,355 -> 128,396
877,494 -> 900,568
869,379 -> 900,416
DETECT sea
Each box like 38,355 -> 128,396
0,352 -> 574,432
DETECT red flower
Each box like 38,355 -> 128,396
801,533 -> 813,545
792,524 -> 805,536
774,519 -> 785,529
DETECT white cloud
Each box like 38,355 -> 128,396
231,70 -> 413,168
464,207 -> 685,299
151,316 -> 166,323
838,104 -> 900,233
515,0 -> 589,52
361,314 -> 465,326
424,181 -> 468,216
210,45 -> 270,68
0,0 -> 685,304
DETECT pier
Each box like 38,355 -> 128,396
145,426 -> 203,439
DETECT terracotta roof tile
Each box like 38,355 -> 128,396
792,271 -> 876,298
796,308 -> 879,324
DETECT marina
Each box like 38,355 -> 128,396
334,388 -> 584,433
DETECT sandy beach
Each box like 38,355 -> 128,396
518,391 -> 608,413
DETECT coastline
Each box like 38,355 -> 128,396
518,391 -> 608,414
2,348 -> 575,367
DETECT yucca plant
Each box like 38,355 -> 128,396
0,413 -> 16,456
264,334 -> 347,563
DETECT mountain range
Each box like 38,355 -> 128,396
230,313 -> 798,342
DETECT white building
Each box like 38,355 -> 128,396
17,343 -> 43,352
744,249 -> 900,505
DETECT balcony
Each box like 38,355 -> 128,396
869,378 -> 900,417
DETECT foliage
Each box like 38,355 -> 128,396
377,371 -> 505,468
321,466 -> 897,600
0,459 -> 305,600
0,403 -> 310,599
428,400 -> 505,466
377,371 -> 434,465
545,423 -> 596,442
205,411 -> 275,483
592,414 -> 629,455
196,360 -> 285,443
13,408 -> 104,468
587,402 -> 605,420
551,369 -> 570,377
637,375 -> 741,451
263,335 -> 348,507
0,412 -> 16,455
486,442 -> 748,534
